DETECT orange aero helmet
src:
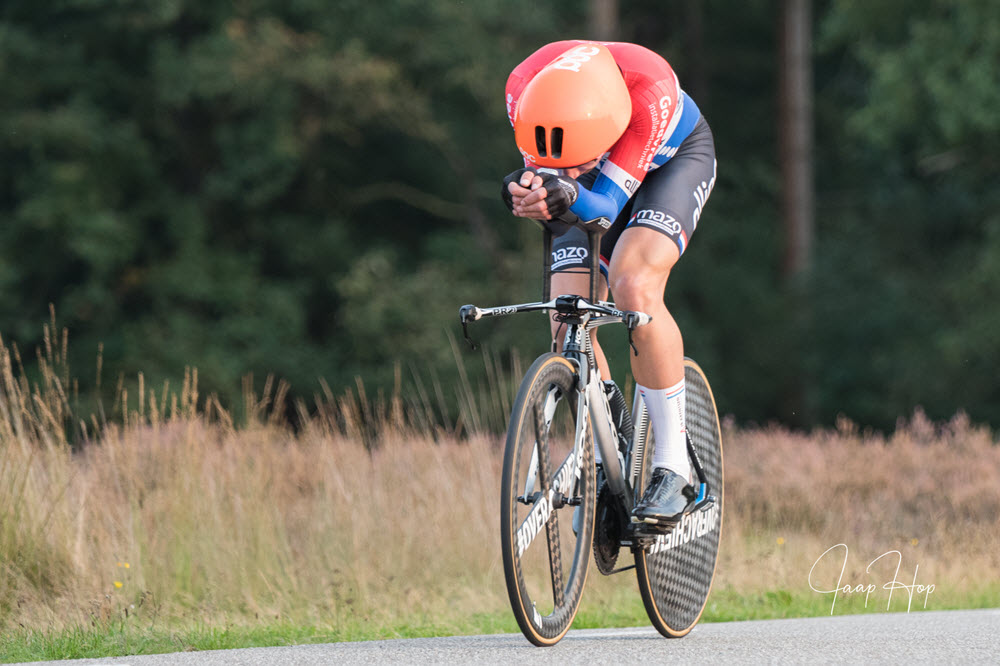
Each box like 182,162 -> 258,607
514,43 -> 632,168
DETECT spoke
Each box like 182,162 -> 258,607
524,388 -> 560,500
533,403 -> 565,607
531,402 -> 548,494
543,387 -> 560,427
546,507 -> 565,607
523,444 -> 539,498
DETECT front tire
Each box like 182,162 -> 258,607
501,353 -> 596,646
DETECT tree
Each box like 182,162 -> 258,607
779,0 -> 814,279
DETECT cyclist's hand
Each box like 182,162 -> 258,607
515,172 -> 579,220
502,168 -> 541,214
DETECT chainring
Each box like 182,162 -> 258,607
594,482 -> 625,575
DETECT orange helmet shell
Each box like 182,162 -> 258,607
514,43 -> 632,168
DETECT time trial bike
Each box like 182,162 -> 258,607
459,226 -> 724,646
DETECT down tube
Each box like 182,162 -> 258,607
588,377 -> 633,507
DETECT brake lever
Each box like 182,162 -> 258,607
462,320 -> 477,350
459,305 -> 479,350
623,312 -> 652,357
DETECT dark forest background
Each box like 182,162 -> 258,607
1,0 -> 998,431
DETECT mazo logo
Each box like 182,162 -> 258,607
631,209 -> 682,235
551,246 -> 588,269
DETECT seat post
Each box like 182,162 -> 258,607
588,229 -> 601,303
542,227 -> 553,303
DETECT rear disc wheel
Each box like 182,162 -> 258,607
634,358 -> 724,637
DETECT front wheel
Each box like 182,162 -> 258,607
634,358 -> 724,637
501,353 -> 596,646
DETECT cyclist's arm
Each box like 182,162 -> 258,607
568,170 -> 632,223
568,90 -> 702,223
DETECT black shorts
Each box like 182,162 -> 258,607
550,116 -> 717,278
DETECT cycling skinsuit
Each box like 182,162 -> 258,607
506,41 -> 717,277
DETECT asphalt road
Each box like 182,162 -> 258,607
22,608 -> 1000,665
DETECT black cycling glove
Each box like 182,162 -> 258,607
535,172 -> 579,219
501,168 -> 536,212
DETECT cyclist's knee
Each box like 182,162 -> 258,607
609,270 -> 667,312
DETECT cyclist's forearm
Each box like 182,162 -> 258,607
569,185 -> 620,223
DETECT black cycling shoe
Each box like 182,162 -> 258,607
632,467 -> 697,526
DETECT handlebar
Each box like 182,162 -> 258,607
459,297 -> 651,330
459,227 -> 650,350
459,296 -> 651,353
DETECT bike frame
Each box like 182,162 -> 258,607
460,227 -> 714,540
462,229 -> 645,510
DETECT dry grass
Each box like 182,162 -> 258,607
1,324 -> 998,636
719,413 -> 1000,612
1,383 -> 508,631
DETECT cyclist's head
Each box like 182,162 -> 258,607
514,43 -> 631,168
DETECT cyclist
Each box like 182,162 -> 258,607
501,40 -> 716,527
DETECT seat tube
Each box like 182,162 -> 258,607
542,228 -> 553,303
588,229 -> 601,302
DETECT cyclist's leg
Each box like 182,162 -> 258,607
609,118 -> 716,518
609,229 -> 690,488
609,117 -> 716,388
608,231 -> 683,386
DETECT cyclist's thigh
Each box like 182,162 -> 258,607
622,117 -> 717,259
609,226 -> 679,289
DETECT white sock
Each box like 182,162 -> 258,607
638,379 -> 690,480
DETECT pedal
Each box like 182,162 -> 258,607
630,515 -> 679,527
627,519 -> 676,542
693,495 -> 717,513
629,513 -> 682,537
627,522 -> 675,549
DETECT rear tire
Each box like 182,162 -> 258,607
633,358 -> 724,637
501,353 -> 596,646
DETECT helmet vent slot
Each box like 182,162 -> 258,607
534,126 -> 547,157
550,127 -> 563,159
